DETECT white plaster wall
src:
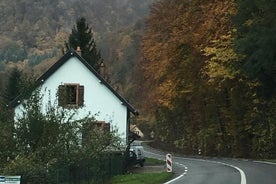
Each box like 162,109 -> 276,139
15,56 -> 128,144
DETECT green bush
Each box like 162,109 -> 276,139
3,154 -> 48,184
2,89 -> 125,183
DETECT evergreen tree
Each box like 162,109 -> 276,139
0,90 -> 16,168
234,0 -> 276,98
65,17 -> 102,72
4,68 -> 22,103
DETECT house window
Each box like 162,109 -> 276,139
94,121 -> 111,145
94,121 -> 110,134
82,121 -> 111,146
58,84 -> 84,107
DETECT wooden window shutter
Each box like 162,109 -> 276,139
58,85 -> 66,106
78,85 -> 84,106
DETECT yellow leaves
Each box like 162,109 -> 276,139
203,47 -> 217,57
244,19 -> 254,26
202,32 -> 241,85
157,79 -> 176,109
205,62 -> 234,81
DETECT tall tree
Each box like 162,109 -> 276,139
142,0 -> 237,109
141,0 -> 276,158
0,89 -> 16,169
234,0 -> 276,98
4,67 -> 22,103
142,0 -> 276,157
65,17 -> 102,72
233,0 -> 276,157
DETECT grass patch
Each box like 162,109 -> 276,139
145,157 -> 165,166
110,172 -> 173,184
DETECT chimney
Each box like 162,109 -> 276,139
76,46 -> 81,55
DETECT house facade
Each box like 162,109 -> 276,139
13,50 -> 138,145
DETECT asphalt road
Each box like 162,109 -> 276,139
143,144 -> 276,184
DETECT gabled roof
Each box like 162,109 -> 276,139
10,49 -> 139,116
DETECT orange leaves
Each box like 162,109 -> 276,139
141,0 -> 237,108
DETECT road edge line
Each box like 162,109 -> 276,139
163,171 -> 185,184
179,157 -> 247,184
144,150 -> 188,184
163,162 -> 187,184
215,161 -> 247,184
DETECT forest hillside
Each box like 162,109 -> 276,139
140,0 -> 275,158
0,0 -> 154,97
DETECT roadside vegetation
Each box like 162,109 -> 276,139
110,172 -> 173,184
110,157 -> 170,184
144,157 -> 165,166
140,0 -> 276,159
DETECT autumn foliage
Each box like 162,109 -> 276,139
141,0 -> 275,158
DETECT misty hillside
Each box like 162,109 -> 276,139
0,0 -> 154,36
0,0 -> 154,77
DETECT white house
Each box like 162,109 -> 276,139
12,49 -> 139,145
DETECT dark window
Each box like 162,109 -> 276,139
66,85 -> 77,104
95,121 -> 111,145
58,84 -> 84,108
94,121 -> 111,134
82,121 -> 111,146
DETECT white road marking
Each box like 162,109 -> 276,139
163,163 -> 188,184
180,157 -> 247,184
144,150 -> 247,184
215,161 -> 247,184
144,150 -> 188,184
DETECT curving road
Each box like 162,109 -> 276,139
143,144 -> 276,184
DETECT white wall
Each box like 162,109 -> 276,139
15,56 -> 128,144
